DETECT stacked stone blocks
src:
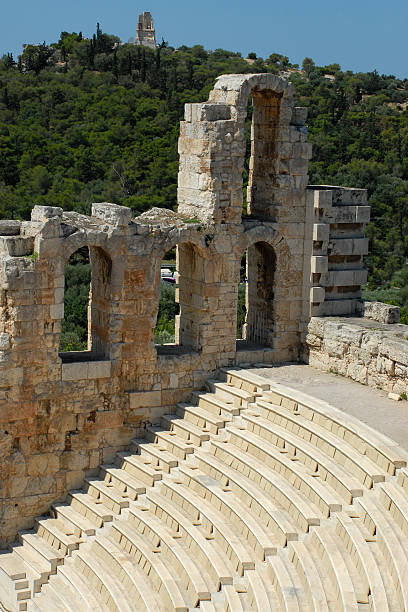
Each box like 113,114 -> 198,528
309,186 -> 370,316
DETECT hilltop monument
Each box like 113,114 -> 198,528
135,11 -> 156,49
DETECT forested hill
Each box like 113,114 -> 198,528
1,26 -> 408,295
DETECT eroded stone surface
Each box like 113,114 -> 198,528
306,316 -> 408,394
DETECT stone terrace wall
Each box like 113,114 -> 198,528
306,316 -> 408,395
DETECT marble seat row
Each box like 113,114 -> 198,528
1,367 -> 408,611
222,367 -> 407,475
242,410 -> 364,502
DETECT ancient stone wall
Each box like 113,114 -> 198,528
0,74 -> 319,543
306,316 -> 408,395
179,74 -> 314,353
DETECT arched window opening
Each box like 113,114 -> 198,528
155,242 -> 202,355
237,241 -> 276,348
155,248 -> 179,345
246,89 -> 282,220
60,246 -> 91,353
60,245 -> 112,362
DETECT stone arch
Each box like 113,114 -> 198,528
239,223 -> 281,252
178,72 -> 308,225
209,73 -> 293,121
241,241 -> 277,345
59,235 -> 113,361
236,227 -> 281,347
158,226 -> 210,260
211,74 -> 294,222
154,232 -> 212,355
61,231 -> 114,264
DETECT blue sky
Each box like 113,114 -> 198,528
2,0 -> 407,78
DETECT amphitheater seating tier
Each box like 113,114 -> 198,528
1,367 -> 408,611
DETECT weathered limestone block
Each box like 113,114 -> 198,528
357,300 -> 400,324
0,220 -> 21,235
328,237 -> 369,256
31,205 -> 63,222
306,316 -> 408,395
91,202 -> 132,227
309,186 -> 369,317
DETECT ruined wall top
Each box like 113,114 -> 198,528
208,73 -> 295,120
178,72 -> 309,225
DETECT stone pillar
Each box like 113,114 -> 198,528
309,187 -> 370,316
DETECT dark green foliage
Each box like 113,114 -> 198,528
1,27 -> 408,322
0,28 -> 267,222
60,247 -> 90,351
155,281 -> 179,344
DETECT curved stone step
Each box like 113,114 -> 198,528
206,379 -> 257,408
176,402 -> 226,433
29,581 -> 70,612
267,554 -> 303,611
192,391 -> 240,417
161,413 -> 210,445
126,505 -> 212,605
179,465 -> 280,559
18,532 -> 63,575
51,503 -> 96,538
57,562 -> 107,610
67,492 -> 113,528
357,493 -> 408,612
335,512 -> 392,611
246,566 -> 280,611
146,488 -> 234,588
99,466 -> 146,501
35,518 -> 83,557
159,478 -> 256,575
92,535 -> 163,611
114,451 -> 163,485
256,379 -> 407,475
243,412 -> 364,502
194,449 -> 301,543
378,480 -> 408,537
220,367 -> 271,393
73,546 -> 135,611
287,541 -> 330,610
131,438 -> 178,473
84,478 -> 131,514
110,521 -> 189,611
37,572 -> 91,611
209,437 -> 325,532
227,425 -> 343,515
145,426 -> 196,460
310,527 -> 359,610
257,398 -> 387,487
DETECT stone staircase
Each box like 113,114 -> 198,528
1,367 -> 408,611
